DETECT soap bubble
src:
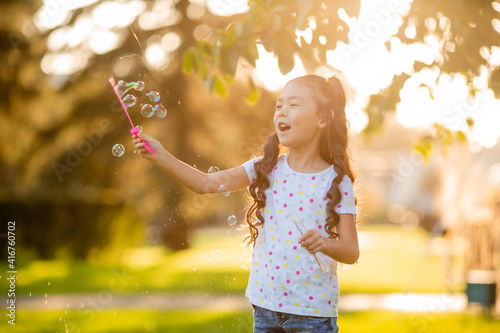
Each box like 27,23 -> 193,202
117,80 -> 128,95
135,81 -> 145,91
208,166 -> 220,173
147,91 -> 160,102
112,144 -> 125,157
227,215 -> 237,226
302,257 -> 317,272
141,104 -> 154,118
153,104 -> 167,118
123,94 -> 137,108
218,185 -> 231,197
135,125 -> 143,133
118,81 -> 137,96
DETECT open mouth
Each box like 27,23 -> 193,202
278,122 -> 291,132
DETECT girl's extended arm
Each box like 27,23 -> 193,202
298,214 -> 359,265
133,133 -> 250,194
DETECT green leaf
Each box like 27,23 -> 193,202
182,48 -> 196,74
213,75 -> 228,98
278,52 -> 295,75
220,47 -> 241,81
245,78 -> 261,105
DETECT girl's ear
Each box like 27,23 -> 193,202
318,109 -> 334,129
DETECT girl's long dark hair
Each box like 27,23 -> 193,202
244,74 -> 356,246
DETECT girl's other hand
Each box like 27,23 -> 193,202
132,133 -> 166,162
298,229 -> 326,254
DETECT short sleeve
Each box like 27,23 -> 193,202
335,175 -> 357,215
241,157 -> 262,184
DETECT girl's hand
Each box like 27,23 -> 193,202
132,133 -> 166,162
298,229 -> 327,254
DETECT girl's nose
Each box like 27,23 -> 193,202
276,106 -> 287,117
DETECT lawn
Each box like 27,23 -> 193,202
4,224 -> 464,296
2,310 -> 500,333
2,224 -> 489,333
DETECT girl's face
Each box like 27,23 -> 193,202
274,81 -> 327,150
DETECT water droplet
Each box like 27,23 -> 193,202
141,104 -> 154,118
123,94 -> 137,108
208,166 -> 220,173
153,104 -> 167,118
209,249 -> 222,263
135,81 -> 145,91
218,185 -> 231,197
227,215 -> 237,226
147,90 -> 160,102
112,144 -> 125,157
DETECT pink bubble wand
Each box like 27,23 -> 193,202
108,76 -> 156,154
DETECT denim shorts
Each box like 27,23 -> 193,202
252,304 -> 339,333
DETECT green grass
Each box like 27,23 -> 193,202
2,310 -> 500,333
3,225 -> 464,297
1,226 -> 496,332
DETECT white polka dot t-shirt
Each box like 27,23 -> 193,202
241,155 -> 356,317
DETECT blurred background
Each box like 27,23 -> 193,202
1,0 -> 500,332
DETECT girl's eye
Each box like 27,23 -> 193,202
275,105 -> 282,110
290,104 -> 299,107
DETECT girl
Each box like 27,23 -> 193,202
133,74 -> 359,332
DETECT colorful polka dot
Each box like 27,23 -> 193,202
299,207 -> 303,211
309,296 -> 314,300
310,199 -> 314,203
337,204 -> 342,208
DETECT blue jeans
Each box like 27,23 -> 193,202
252,305 -> 339,333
